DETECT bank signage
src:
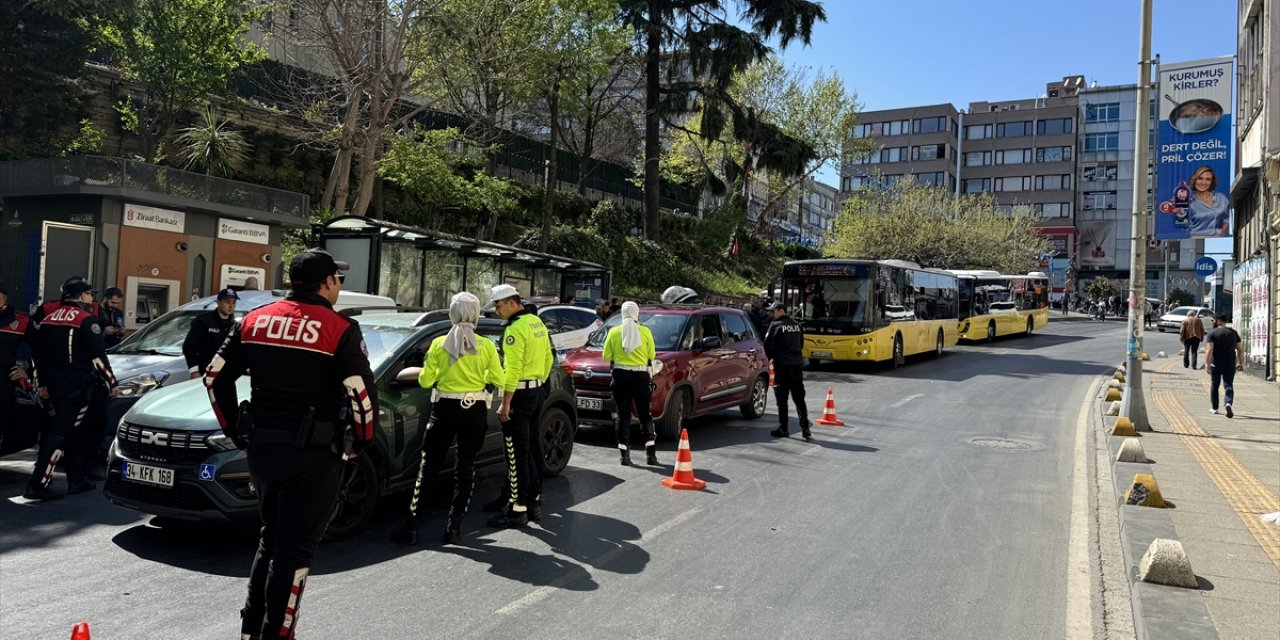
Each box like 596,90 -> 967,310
220,264 -> 266,288
124,203 -> 185,233
217,218 -> 270,245
1154,57 -> 1233,240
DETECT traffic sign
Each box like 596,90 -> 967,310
1194,257 -> 1218,277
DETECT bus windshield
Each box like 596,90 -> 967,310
780,263 -> 872,331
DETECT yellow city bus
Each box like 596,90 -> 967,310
776,259 -> 960,367
951,270 -> 1050,342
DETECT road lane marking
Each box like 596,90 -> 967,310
495,508 -> 703,615
887,393 -> 922,409
1152,389 -> 1280,569
1066,376 -> 1101,640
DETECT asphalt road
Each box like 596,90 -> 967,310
1,317 -> 1130,640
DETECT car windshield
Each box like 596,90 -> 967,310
1167,308 -> 1191,317
358,324 -> 424,372
585,312 -> 690,351
114,310 -> 243,356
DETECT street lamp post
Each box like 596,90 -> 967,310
1121,0 -> 1154,430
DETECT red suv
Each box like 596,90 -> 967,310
562,305 -> 770,439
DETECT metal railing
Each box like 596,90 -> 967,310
0,155 -> 309,219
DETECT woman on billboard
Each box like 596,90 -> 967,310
1186,165 -> 1229,237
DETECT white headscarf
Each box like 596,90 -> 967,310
443,292 -> 480,364
620,301 -> 642,353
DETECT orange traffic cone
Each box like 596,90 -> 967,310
768,362 -> 775,387
661,429 -> 706,490
814,388 -> 845,426
70,622 -> 90,640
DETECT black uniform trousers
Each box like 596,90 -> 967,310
81,382 -> 110,472
411,398 -> 489,522
611,368 -> 655,447
502,387 -> 544,509
772,364 -> 809,432
29,371 -> 93,488
0,377 -> 15,450
241,433 -> 343,640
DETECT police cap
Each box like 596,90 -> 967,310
289,248 -> 349,288
61,276 -> 96,298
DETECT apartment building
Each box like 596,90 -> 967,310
842,104 -> 959,193
744,177 -> 840,249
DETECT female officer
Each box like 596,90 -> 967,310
603,301 -> 660,466
392,292 -> 503,545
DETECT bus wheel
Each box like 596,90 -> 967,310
986,321 -> 996,343
934,330 -> 944,358
892,334 -> 904,368
1025,318 -> 1034,335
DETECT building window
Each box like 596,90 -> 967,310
912,172 -> 946,188
880,120 -> 910,136
1035,174 -> 1071,190
849,151 -> 874,165
1085,103 -> 1120,123
1083,132 -> 1120,151
882,174 -> 903,188
964,151 -> 991,167
995,148 -> 1032,165
844,175 -> 875,191
1081,162 -> 1118,181
879,146 -> 909,163
994,176 -> 1031,192
996,121 -> 1033,137
851,123 -> 874,138
965,124 -> 992,140
912,116 -> 948,134
1033,203 -> 1072,217
1036,146 -> 1072,163
1036,117 -> 1073,135
911,144 -> 947,161
1082,191 -> 1118,210
963,178 -> 990,193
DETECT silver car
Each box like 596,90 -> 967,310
1155,306 -> 1212,333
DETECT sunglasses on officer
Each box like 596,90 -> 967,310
332,271 -> 345,285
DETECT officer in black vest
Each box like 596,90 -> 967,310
763,301 -> 809,441
182,288 -> 238,379
0,280 -> 33,452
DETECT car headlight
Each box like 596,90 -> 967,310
115,371 -> 170,398
206,432 -> 239,451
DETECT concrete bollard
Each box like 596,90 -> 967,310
1113,370 -> 1125,382
1124,473 -> 1166,508
1140,352 -> 1151,361
1137,538 -> 1198,588
1107,380 -> 1123,389
1107,401 -> 1121,416
1112,417 -> 1138,437
1105,387 -> 1122,402
1156,351 -> 1167,358
1116,437 -> 1148,462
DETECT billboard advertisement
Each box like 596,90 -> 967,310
1078,221 -> 1117,268
1154,57 -> 1233,240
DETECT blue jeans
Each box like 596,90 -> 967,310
1209,365 -> 1235,410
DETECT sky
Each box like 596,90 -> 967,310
772,0 -> 1240,258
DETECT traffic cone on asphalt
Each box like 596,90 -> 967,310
70,622 -> 90,640
768,362 -> 775,387
661,429 -> 706,491
814,388 -> 845,426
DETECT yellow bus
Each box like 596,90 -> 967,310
776,259 -> 960,367
951,270 -> 1050,342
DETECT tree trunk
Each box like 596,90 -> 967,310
332,145 -> 354,215
541,85 -> 560,254
642,0 -> 662,242
323,93 -> 363,214
577,124 -> 594,196
351,132 -> 380,218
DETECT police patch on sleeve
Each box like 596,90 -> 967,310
360,339 -> 369,357
89,322 -> 102,335
505,335 -> 515,345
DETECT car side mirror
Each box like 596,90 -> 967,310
394,367 -> 422,387
700,336 -> 722,350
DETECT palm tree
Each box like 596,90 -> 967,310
174,107 -> 250,177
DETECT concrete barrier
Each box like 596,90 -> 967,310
1138,538 -> 1198,588
1117,438 -> 1148,463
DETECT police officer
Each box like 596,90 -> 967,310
603,301 -> 660,466
25,277 -> 119,500
487,284 -> 553,529
764,301 -> 809,441
205,248 -> 377,640
392,292 -> 503,545
0,280 -> 33,450
183,288 -> 239,379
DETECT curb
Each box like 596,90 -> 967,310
1098,373 -> 1219,640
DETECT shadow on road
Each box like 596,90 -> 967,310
523,508 -> 648,575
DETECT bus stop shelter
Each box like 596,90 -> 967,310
318,216 -> 611,308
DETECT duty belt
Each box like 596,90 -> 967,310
431,389 -> 493,409
613,364 -> 649,372
516,379 -> 542,389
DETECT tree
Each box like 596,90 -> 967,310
99,0 -> 267,162
827,180 -> 1051,272
1167,288 -> 1194,307
618,0 -> 827,242
556,49 -> 645,194
173,107 -> 250,176
1085,277 -> 1118,305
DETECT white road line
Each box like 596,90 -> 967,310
495,507 -> 703,615
887,393 -> 922,409
1066,376 -> 1102,639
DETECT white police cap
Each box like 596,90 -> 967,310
489,283 -> 521,303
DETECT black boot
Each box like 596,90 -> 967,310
23,483 -> 62,501
528,498 -> 542,523
619,448 -> 632,466
770,427 -> 789,438
389,513 -> 419,545
481,492 -> 509,512
443,517 -> 462,545
800,420 -> 812,441
645,445 -> 659,465
487,508 -> 529,529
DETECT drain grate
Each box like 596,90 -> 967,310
970,438 -> 1033,450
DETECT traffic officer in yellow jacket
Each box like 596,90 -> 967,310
603,301 -> 660,466
392,292 -> 503,545
487,284 -> 552,529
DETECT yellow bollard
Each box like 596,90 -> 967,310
1112,416 -> 1138,437
1124,473 -> 1166,508
1105,387 -> 1122,402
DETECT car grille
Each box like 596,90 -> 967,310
105,476 -> 218,512
117,422 -> 215,464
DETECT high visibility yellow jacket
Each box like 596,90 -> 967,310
602,324 -> 655,368
500,311 -> 553,391
418,335 -> 504,393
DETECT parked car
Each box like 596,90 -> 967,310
1156,306 -> 1212,333
537,304 -> 603,353
104,289 -> 396,433
104,309 -> 579,539
562,305 -> 770,440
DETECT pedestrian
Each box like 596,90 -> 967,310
1179,309 -> 1205,369
183,288 -> 239,379
595,298 -> 612,323
485,283 -> 553,529
204,248 -> 377,639
99,287 -> 126,349
242,276 -> 260,290
392,292 -> 503,546
603,301 -> 660,466
750,298 -> 769,334
563,295 -> 576,306
24,277 -> 118,501
609,297 -> 621,316
1203,313 -> 1244,418
0,280 -> 33,451
763,301 -> 810,441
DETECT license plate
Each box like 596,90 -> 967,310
810,350 -> 833,358
122,461 -> 175,488
576,397 -> 603,411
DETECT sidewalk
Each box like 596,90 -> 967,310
1106,354 -> 1280,639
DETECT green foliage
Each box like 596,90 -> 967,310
66,119 -> 106,156
379,126 -> 527,223
174,107 -> 250,176
1167,288 -> 1195,307
1084,277 -> 1118,304
827,180 -> 1050,272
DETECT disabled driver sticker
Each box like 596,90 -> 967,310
198,464 -> 217,481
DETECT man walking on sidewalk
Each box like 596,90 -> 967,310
1203,312 -> 1244,418
1179,309 -> 1206,369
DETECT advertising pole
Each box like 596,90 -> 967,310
1121,0 -> 1153,430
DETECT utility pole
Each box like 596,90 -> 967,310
1121,0 -> 1153,430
